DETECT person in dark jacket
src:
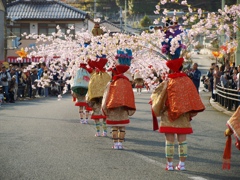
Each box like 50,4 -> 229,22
191,63 -> 201,92
30,69 -> 38,98
9,75 -> 17,103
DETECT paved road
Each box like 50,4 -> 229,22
0,88 -> 239,180
1,53 -> 239,180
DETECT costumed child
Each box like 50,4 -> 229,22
223,106 -> 240,170
87,58 -> 111,137
71,63 -> 91,124
102,49 -> 136,150
151,19 -> 205,171
151,58 -> 205,171
134,70 -> 144,94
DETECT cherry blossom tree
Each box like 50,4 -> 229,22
19,0 -> 240,92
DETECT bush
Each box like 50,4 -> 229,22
140,15 -> 152,28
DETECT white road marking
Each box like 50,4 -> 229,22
125,148 -> 208,180
125,148 -> 165,168
189,177 -> 208,180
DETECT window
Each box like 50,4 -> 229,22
7,23 -> 30,38
38,23 -> 75,36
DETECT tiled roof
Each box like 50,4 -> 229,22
7,0 -> 88,20
100,20 -> 122,33
100,20 -> 140,35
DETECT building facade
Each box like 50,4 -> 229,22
6,0 -> 88,63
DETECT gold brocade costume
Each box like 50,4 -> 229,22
87,71 -> 111,101
151,76 -> 204,134
102,77 -> 136,126
227,106 -> 240,148
223,106 -> 240,169
87,71 -> 111,120
167,76 -> 205,121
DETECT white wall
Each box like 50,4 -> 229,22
30,22 -> 38,34
87,20 -> 95,33
75,21 -> 87,32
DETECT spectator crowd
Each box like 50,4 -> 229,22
0,62 -> 68,106
201,62 -> 240,110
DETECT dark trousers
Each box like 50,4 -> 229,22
9,91 -> 15,102
38,87 -> 43,96
3,86 -> 9,102
28,86 -> 32,98
210,81 -> 215,99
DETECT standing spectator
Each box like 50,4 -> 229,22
17,67 -> 23,98
0,66 -> 11,102
7,64 -> 13,73
220,71 -> 229,88
209,63 -> 216,99
30,69 -> 38,98
231,67 -> 238,89
191,63 -> 201,92
0,85 -> 4,106
24,69 -> 31,97
10,68 -> 18,100
213,65 -> 222,101
37,63 -> 44,96
207,68 -> 214,91
9,68 -> 16,77
9,75 -> 17,103
42,69 -> 50,97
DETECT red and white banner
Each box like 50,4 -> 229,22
7,56 -> 42,63
6,56 -> 67,64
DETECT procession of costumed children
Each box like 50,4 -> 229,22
70,21 -> 207,169
71,23 -> 135,145
72,20 -> 240,172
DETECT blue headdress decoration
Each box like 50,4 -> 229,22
115,49 -> 133,66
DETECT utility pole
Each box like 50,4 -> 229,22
94,0 -> 96,19
124,0 -> 127,33
221,0 -> 225,63
236,0 -> 240,66
221,0 -> 225,10
220,0 -> 225,45
120,7 -> 123,32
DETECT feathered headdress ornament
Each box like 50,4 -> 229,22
115,49 -> 133,66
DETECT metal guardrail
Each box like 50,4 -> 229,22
215,85 -> 240,111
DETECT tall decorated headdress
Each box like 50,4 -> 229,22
115,49 -> 133,66
161,19 -> 184,60
159,19 -> 185,74
114,49 -> 133,74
